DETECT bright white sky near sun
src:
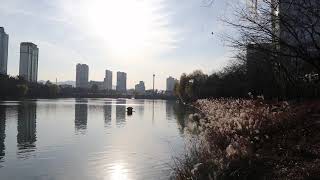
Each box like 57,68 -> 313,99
0,0 -> 245,89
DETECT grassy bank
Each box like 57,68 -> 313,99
172,99 -> 320,179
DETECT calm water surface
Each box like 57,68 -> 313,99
0,98 -> 190,180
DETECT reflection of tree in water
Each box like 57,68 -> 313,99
75,99 -> 88,134
104,103 -> 112,127
116,99 -> 126,127
172,102 -> 191,134
17,102 -> 37,157
0,106 -> 6,161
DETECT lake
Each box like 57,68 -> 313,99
0,98 -> 190,180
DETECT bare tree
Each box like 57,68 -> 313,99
225,0 -> 320,75
222,0 -> 320,98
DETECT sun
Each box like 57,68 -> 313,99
83,0 -> 163,58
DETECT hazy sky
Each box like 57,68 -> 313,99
0,0 -> 243,89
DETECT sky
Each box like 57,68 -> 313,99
0,0 -> 245,90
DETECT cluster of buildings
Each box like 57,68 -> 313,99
76,63 -> 178,94
0,27 -> 39,82
75,64 -> 128,92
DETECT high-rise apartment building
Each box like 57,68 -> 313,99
166,76 -> 178,92
104,70 -> 113,90
135,81 -> 145,94
19,42 -> 39,82
116,71 -> 127,92
0,27 -> 8,75
76,63 -> 89,89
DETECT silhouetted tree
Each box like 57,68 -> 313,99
176,62 -> 250,102
16,84 -> 28,97
223,0 -> 320,99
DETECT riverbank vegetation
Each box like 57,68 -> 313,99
0,75 -> 59,99
173,99 -> 320,179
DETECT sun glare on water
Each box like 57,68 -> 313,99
108,163 -> 130,180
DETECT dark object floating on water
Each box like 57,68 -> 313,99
127,107 -> 133,115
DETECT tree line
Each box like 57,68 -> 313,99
175,62 -> 248,102
0,74 -> 59,99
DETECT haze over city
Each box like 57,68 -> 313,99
0,0 -> 239,89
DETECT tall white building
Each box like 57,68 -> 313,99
166,76 -> 178,92
0,27 -> 9,75
104,70 -> 112,90
19,42 -> 39,82
76,63 -> 89,88
116,71 -> 127,92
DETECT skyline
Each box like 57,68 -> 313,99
0,0 -> 243,89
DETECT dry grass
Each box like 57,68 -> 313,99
172,99 -> 320,179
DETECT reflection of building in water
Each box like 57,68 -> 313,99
136,100 -> 145,116
17,102 -> 37,150
104,104 -> 112,127
0,106 -> 6,160
116,99 -> 126,126
75,99 -> 88,133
